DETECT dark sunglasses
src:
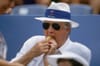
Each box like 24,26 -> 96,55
42,23 -> 61,30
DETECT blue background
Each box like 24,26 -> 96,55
0,15 -> 100,66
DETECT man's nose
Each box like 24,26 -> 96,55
48,25 -> 54,31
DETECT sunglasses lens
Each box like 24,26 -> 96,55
43,23 -> 60,30
52,23 -> 60,30
42,23 -> 50,30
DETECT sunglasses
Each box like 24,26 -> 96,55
42,23 -> 61,30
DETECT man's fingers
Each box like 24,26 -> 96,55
36,42 -> 50,53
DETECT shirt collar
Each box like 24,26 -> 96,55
58,37 -> 72,53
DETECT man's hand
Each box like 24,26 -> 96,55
46,39 -> 57,55
31,40 -> 50,57
31,38 -> 57,57
10,38 -> 57,66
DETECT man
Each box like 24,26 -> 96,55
47,41 -> 91,66
11,2 -> 91,66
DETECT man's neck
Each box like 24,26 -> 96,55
57,37 -> 68,49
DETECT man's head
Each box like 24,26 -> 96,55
35,3 -> 79,47
42,21 -> 71,47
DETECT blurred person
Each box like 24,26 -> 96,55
80,0 -> 90,5
8,0 -> 24,14
53,0 -> 90,5
90,0 -> 100,14
10,2 -> 91,66
71,0 -> 80,4
57,0 -> 71,4
71,0 -> 90,4
5,0 -> 15,14
10,0 -> 15,8
0,0 -> 24,15
0,0 -> 11,14
0,0 -> 17,15
34,0 -> 55,6
23,0 -> 35,4
14,0 -> 24,6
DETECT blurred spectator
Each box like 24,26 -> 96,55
71,0 -> 80,4
24,0 -> 35,4
90,0 -> 100,14
14,0 -> 24,6
0,0 -> 24,15
34,0 -> 52,6
54,0 -> 80,4
80,0 -> 90,5
0,0 -> 11,14
57,0 -> 90,5
72,0 -> 90,5
5,0 -> 15,14
57,0 -> 71,4
10,0 -> 16,8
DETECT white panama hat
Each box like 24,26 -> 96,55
47,43 -> 91,66
35,2 -> 79,28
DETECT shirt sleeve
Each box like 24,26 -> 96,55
10,35 -> 45,62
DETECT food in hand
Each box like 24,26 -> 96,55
46,36 -> 52,41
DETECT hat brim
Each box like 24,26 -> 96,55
47,52 -> 89,66
35,17 -> 79,28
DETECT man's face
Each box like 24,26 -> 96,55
0,0 -> 10,14
42,21 -> 71,47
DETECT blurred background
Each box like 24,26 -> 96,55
0,0 -> 100,15
0,0 -> 100,66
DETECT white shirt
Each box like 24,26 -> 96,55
11,35 -> 88,66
